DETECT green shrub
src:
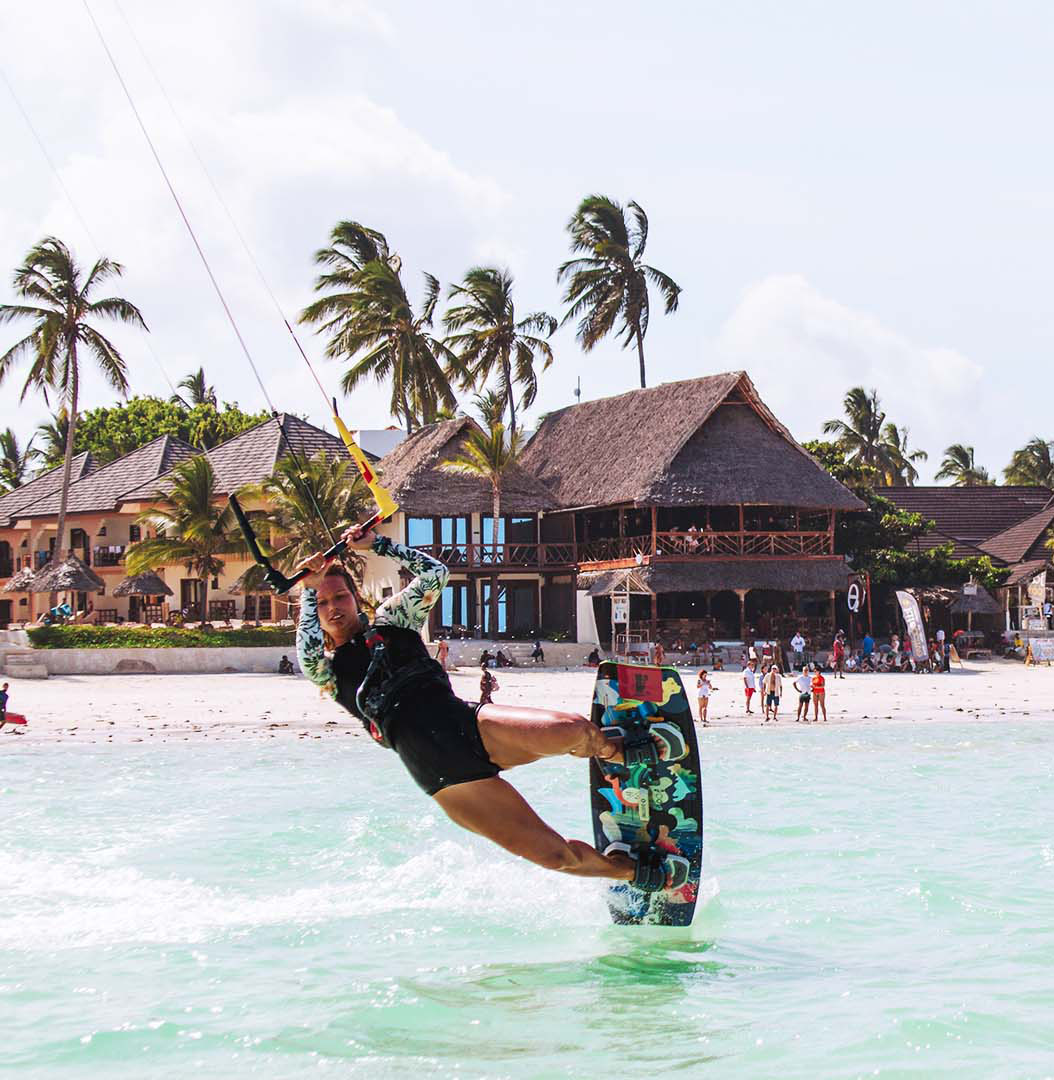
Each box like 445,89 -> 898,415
27,625 -> 295,649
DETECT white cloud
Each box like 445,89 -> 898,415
714,274 -> 984,478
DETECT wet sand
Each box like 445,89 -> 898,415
2,658 -> 1051,745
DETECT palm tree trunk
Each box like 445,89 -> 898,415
504,358 -> 516,436
199,562 -> 209,627
53,353 -> 79,565
635,325 -> 646,388
490,483 -> 501,640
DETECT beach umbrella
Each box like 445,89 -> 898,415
949,583 -> 1001,630
228,564 -> 270,595
29,555 -> 105,594
112,571 -> 174,597
2,566 -> 37,592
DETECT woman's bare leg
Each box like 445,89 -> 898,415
433,775 -> 634,880
476,703 -> 620,770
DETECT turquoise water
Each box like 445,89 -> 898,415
2,723 -> 1053,1078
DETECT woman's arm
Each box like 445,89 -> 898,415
296,587 -> 338,699
371,535 -> 449,631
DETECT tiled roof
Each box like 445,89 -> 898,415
979,505 -> 1054,564
18,436 -> 197,516
1004,558 -> 1050,586
883,486 -> 1054,561
120,414 -> 350,500
0,452 -> 95,524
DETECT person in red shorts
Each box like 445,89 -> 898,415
742,659 -> 757,714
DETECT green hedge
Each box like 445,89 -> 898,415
27,625 -> 295,649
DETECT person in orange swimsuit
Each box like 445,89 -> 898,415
811,667 -> 827,722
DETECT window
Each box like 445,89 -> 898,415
407,518 -> 434,547
439,583 -> 471,630
129,525 -> 141,542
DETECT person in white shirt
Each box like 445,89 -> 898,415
794,668 -> 812,722
790,631 -> 806,669
742,661 -> 757,714
696,669 -> 717,726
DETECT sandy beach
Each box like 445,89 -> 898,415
3,659 -> 1051,745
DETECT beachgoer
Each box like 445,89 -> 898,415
530,639 -> 545,664
585,647 -> 601,667
763,665 -> 782,722
793,668 -> 811,722
278,654 -> 295,675
295,532 -> 677,890
832,632 -> 846,678
436,638 -> 449,671
653,641 -> 665,667
790,630 -> 806,669
480,662 -> 499,704
696,669 -> 716,726
479,648 -> 494,668
495,649 -> 514,668
862,633 -> 875,666
743,661 -> 757,714
811,668 -> 827,721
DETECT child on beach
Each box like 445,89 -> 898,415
763,665 -> 783,722
793,668 -> 812,722
479,662 -> 499,705
811,667 -> 827,721
743,661 -> 757,714
696,669 -> 716,725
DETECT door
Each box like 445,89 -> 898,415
180,579 -> 204,620
0,600 -> 11,627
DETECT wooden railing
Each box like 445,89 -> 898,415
655,531 -> 833,558
413,542 -> 577,568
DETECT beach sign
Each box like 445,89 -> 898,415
896,590 -> 928,660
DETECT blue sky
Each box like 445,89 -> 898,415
3,0 -> 1053,481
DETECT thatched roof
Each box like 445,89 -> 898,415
582,557 -> 851,595
520,371 -> 863,511
1004,558 -> 1049,587
2,566 -> 37,592
377,417 -> 558,516
949,584 -> 1002,615
228,564 -> 271,595
30,555 -> 105,593
578,568 -> 654,596
112,571 -> 174,597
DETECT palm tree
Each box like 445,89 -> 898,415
441,403 -> 526,638
1004,437 -> 1054,487
444,267 -> 555,435
935,444 -> 994,486
300,221 -> 460,432
245,451 -> 370,575
126,455 -> 244,625
0,237 -> 145,563
0,428 -> 35,493
171,367 -> 217,408
878,424 -> 928,486
557,195 -> 681,389
822,387 -> 888,470
32,409 -> 70,471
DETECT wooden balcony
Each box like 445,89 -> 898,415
576,530 -> 835,569
413,542 -> 577,570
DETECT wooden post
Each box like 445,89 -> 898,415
736,588 -> 747,642
828,590 -> 836,631
650,589 -> 658,644
651,506 -> 657,558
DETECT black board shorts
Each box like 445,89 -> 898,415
386,692 -> 500,796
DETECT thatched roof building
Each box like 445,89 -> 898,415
520,371 -> 863,511
949,584 -> 1002,616
112,572 -> 173,597
30,555 -> 105,593
583,558 -> 850,596
378,417 -> 557,516
2,566 -> 37,592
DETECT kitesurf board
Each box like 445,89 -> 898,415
589,661 -> 703,926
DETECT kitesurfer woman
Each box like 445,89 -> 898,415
296,528 -> 674,889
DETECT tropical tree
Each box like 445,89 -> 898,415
0,237 -> 145,564
126,455 -> 244,625
300,221 -> 460,432
557,194 -> 681,389
934,444 -> 994,487
1004,437 -> 1054,487
822,387 -> 887,470
878,423 -> 928,486
0,428 -> 34,493
32,409 -> 70,471
245,450 -> 370,576
444,267 -> 555,435
441,401 -> 526,638
170,367 -> 217,408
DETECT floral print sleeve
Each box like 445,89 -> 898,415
371,535 -> 449,630
296,587 -> 337,699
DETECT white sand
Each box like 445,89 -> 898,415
2,659 -> 1051,745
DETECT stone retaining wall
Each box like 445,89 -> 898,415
31,646 -> 297,676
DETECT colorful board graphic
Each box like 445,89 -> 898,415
589,661 -> 703,926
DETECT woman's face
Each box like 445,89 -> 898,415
315,573 -> 360,644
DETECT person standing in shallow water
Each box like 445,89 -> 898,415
294,529 -> 681,891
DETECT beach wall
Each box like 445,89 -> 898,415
29,646 -> 296,676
